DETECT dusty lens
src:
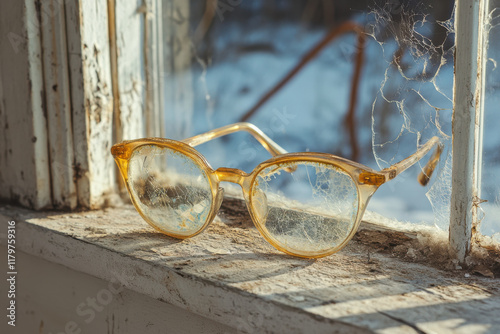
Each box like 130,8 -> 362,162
128,145 -> 212,236
250,161 -> 359,256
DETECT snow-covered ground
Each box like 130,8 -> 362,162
164,8 -> 500,237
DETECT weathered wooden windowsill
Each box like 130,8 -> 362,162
1,201 -> 499,334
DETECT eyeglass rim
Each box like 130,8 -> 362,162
111,122 -> 442,258
112,139 -> 382,257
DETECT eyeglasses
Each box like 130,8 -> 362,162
111,122 -> 442,258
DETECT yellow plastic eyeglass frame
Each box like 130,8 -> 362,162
111,122 -> 442,258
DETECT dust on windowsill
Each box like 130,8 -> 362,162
218,195 -> 500,279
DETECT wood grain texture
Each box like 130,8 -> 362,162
0,0 -> 51,209
40,0 -> 77,209
11,252 -> 235,334
65,0 -> 116,208
2,202 -> 498,334
111,0 -> 144,141
144,0 -> 165,138
0,1 -> 193,210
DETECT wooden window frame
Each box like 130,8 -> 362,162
0,0 -> 492,263
450,0 -> 489,262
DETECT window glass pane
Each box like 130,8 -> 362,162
163,0 -> 455,228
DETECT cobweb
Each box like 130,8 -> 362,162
365,2 -> 455,230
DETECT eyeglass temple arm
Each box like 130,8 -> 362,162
182,122 -> 288,156
380,136 -> 443,186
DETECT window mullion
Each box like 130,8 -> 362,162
144,0 -> 166,138
66,0 -> 116,208
108,0 -> 145,142
450,0 -> 487,262
40,0 -> 77,209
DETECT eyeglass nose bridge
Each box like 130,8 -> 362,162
215,167 -> 249,186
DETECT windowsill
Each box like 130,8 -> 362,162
1,200 -> 499,333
